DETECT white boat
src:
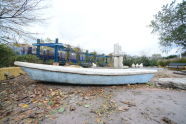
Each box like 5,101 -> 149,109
14,61 -> 157,85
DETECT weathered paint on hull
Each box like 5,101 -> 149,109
22,67 -> 154,85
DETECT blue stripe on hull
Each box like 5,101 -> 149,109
22,67 -> 154,85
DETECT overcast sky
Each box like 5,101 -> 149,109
29,0 -> 181,56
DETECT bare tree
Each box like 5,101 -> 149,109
0,0 -> 46,44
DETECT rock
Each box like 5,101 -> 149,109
69,106 -> 76,111
162,117 -> 177,124
155,78 -> 186,90
19,72 -> 24,75
4,72 -> 15,79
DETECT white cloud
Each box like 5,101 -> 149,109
28,0 -> 180,56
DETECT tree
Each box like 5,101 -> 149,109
89,51 -> 97,62
150,1 -> 186,51
0,0 -> 46,44
66,44 -> 71,62
151,54 -> 162,59
73,47 -> 81,62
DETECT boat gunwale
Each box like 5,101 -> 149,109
14,61 -> 157,76
21,66 -> 156,76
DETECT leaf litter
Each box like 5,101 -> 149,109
0,75 -> 119,123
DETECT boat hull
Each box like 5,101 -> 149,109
22,67 -> 154,85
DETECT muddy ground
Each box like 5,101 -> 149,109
0,69 -> 186,124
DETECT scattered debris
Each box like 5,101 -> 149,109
96,118 -> 105,124
121,101 -> 136,107
91,99 -> 117,117
18,103 -> 29,108
84,104 -> 91,108
0,75 -> 67,123
0,75 -> 111,123
162,117 -> 177,124
118,106 -> 129,111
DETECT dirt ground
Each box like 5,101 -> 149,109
0,69 -> 186,124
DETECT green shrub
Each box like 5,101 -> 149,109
0,44 -> 16,67
164,55 -> 177,59
157,57 -> 186,67
174,58 -> 186,63
15,55 -> 41,63
149,59 -> 158,66
123,55 -> 158,67
0,44 -> 42,67
157,60 -> 170,67
123,58 -> 133,66
43,59 -> 54,65
140,56 -> 150,66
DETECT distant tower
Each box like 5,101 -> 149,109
113,43 -> 123,68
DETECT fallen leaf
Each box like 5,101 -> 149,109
96,118 -> 105,124
19,103 -> 29,108
84,96 -> 89,100
84,104 -> 90,108
58,107 -> 65,113
118,106 -> 129,111
51,91 -> 56,96
48,101 -> 53,106
122,101 -> 136,107
50,110 -> 57,115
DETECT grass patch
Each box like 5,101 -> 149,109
0,67 -> 25,81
